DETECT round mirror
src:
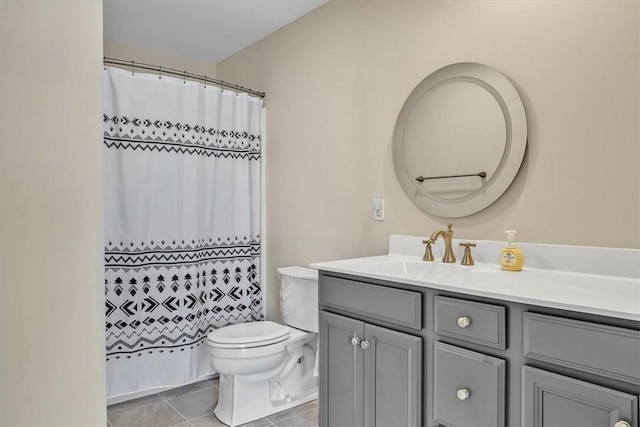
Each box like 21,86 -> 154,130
393,62 -> 527,217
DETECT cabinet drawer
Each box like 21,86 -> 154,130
434,341 -> 506,427
320,276 -> 422,330
524,312 -> 640,384
434,296 -> 506,350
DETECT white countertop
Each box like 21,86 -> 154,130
310,235 -> 640,321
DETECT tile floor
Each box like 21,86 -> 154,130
106,377 -> 318,427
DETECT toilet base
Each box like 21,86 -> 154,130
214,372 -> 318,426
206,325 -> 319,426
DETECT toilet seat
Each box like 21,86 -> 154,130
207,321 -> 290,349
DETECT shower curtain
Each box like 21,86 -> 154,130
102,66 -> 263,400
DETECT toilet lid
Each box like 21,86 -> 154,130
206,321 -> 290,349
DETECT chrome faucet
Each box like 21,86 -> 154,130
430,222 -> 456,263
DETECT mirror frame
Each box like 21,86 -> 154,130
392,62 -> 527,218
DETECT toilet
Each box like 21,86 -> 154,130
206,266 -> 319,426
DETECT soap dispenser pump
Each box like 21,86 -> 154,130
500,230 -> 524,271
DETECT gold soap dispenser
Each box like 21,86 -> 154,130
500,230 -> 524,271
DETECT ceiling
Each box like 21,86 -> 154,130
103,0 -> 328,64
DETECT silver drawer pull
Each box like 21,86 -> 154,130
360,340 -> 371,350
457,316 -> 471,328
614,421 -> 630,427
351,336 -> 362,346
456,388 -> 470,401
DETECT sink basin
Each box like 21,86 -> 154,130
368,260 -> 495,276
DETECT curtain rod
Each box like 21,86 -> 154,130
103,57 -> 265,99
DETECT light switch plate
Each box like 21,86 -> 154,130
373,197 -> 384,221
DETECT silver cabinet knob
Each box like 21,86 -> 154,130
457,316 -> 471,328
614,421 -> 630,427
351,336 -> 362,346
456,388 -> 470,401
360,340 -> 371,350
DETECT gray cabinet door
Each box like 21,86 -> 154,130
319,310 -> 364,427
364,323 -> 422,427
319,310 -> 423,427
433,341 -> 506,427
522,366 -> 639,427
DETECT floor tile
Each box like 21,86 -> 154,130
107,393 -> 164,418
106,379 -> 316,427
190,412 -> 273,427
240,420 -> 273,427
108,401 -> 187,427
159,380 -> 216,401
188,413 -> 226,427
265,401 -> 317,424
166,386 -> 219,419
274,406 -> 318,427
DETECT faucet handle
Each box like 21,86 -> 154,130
447,222 -> 453,231
460,242 -> 476,266
422,239 -> 435,262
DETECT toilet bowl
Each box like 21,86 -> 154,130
206,266 -> 318,426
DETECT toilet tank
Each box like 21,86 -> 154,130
276,266 -> 318,333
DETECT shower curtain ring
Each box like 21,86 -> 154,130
131,60 -> 135,76
158,66 -> 162,80
203,75 -> 207,88
183,71 -> 187,84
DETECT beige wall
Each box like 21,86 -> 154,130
218,1 -> 640,320
104,39 -> 217,79
1,1 -> 106,425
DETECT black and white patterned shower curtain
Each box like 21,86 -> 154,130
103,67 -> 263,400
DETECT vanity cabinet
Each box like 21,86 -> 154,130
522,366 -> 638,427
522,312 -> 640,427
434,295 -> 506,350
318,271 -> 640,427
433,341 -> 506,427
523,312 -> 640,384
318,275 -> 423,427
319,311 -> 422,427
432,296 -> 507,427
